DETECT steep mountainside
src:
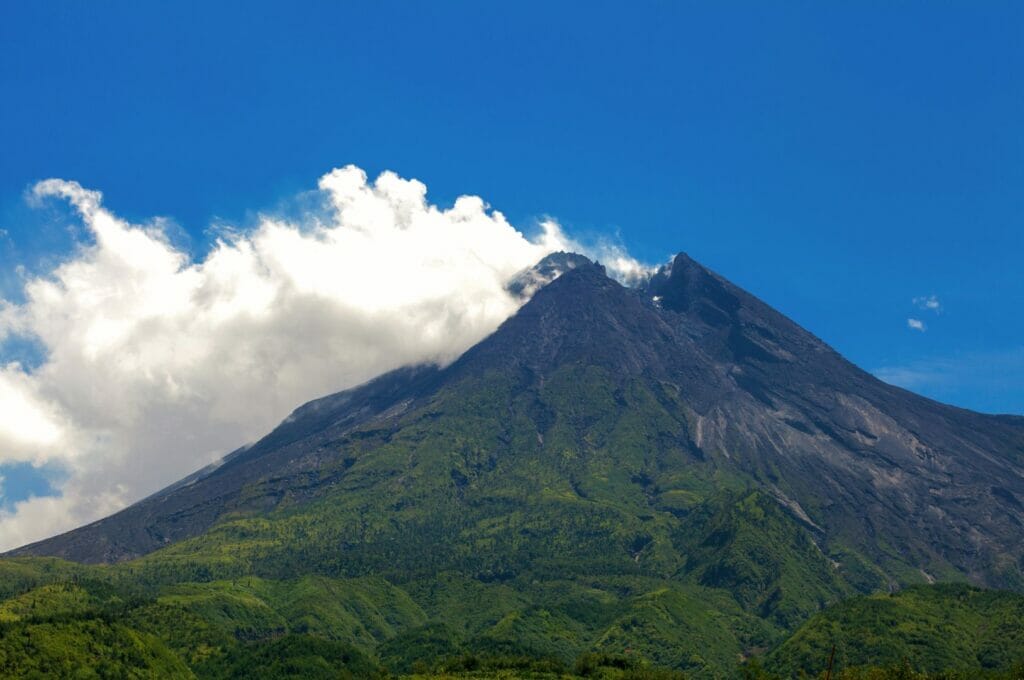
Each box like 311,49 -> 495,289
4,252 -> 1024,676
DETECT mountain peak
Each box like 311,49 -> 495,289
647,251 -> 739,320
506,251 -> 597,299
456,255 -> 684,382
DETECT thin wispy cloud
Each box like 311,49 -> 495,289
874,347 -> 1024,415
907,318 -> 926,332
913,295 -> 942,312
0,165 -> 649,550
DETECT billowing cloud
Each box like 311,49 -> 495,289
0,165 -> 649,550
907,318 -> 926,332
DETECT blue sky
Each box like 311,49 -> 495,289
0,3 -> 1022,524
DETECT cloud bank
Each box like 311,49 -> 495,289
0,165 -> 648,550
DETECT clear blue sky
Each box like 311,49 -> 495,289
1,0 -> 1021,427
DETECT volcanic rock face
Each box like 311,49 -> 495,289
644,255 -> 1024,587
10,252 -> 1024,593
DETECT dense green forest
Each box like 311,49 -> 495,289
1,556 -> 1022,678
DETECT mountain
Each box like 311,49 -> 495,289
3,251 -> 1024,676
12,252 -> 1024,586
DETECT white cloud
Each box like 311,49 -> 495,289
907,318 -> 926,332
913,295 -> 941,312
0,365 -> 70,464
0,489 -> 126,553
0,165 -> 648,551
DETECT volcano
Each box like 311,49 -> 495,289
6,252 -> 1024,675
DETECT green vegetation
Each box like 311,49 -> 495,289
672,491 -> 856,629
764,584 -> 1024,677
196,634 -> 385,679
1,557 -> 1024,677
1,366 -> 1022,677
